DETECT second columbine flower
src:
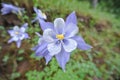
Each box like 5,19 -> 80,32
8,23 -> 29,48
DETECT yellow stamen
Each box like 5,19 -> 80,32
42,12 -> 46,19
15,31 -> 19,35
56,34 -> 64,40
42,13 -> 46,16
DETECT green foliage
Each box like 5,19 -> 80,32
10,72 -> 21,80
2,54 -> 10,63
99,0 -> 120,14
26,58 -> 101,80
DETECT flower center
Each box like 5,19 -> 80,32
56,34 -> 64,40
15,31 -> 19,35
42,13 -> 46,19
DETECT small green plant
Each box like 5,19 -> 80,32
26,58 -> 101,80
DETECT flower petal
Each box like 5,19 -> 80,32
19,34 -> 25,40
55,49 -> 70,71
24,33 -> 29,39
54,18 -> 65,34
35,48 -> 48,57
21,23 -> 28,29
65,23 -> 79,38
43,29 -> 56,43
33,7 -> 47,20
8,38 -> 14,43
35,42 -> 47,54
45,54 -> 52,64
47,42 -> 61,56
8,30 -> 15,36
20,27 -> 26,33
72,36 -> 92,50
63,39 -> 77,52
32,45 -> 39,51
66,11 -> 77,25
1,8 -> 11,15
12,36 -> 19,41
13,26 -> 19,31
39,20 -> 54,31
16,40 -> 21,48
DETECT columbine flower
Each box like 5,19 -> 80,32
32,7 -> 47,23
8,23 -> 29,48
32,32 -> 52,64
1,3 -> 24,15
33,12 -> 92,71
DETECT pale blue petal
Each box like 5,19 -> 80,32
54,18 -> 65,34
39,20 -> 54,31
43,29 -> 56,43
19,34 -> 25,40
20,27 -> 26,33
45,54 -> 52,64
66,11 -> 77,25
72,36 -> 92,50
24,33 -> 29,39
8,38 -> 14,43
63,39 -> 77,52
13,26 -> 19,31
33,7 -> 47,20
47,42 -> 61,56
8,30 -> 15,36
35,42 -> 47,54
32,45 -> 39,51
65,23 -> 79,38
55,49 -> 70,71
35,48 -> 48,57
1,8 -> 11,15
16,40 -> 21,48
21,23 -> 28,29
12,36 -> 19,41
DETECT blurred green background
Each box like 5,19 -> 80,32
0,0 -> 120,80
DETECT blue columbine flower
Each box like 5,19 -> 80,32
32,7 -> 47,23
33,12 -> 92,71
1,3 -> 24,15
8,23 -> 29,48
32,32 -> 52,65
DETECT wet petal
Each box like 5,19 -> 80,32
47,42 -> 61,56
65,23 -> 79,38
43,29 -> 56,43
72,36 -> 92,50
66,11 -> 77,25
63,39 -> 77,52
54,18 -> 65,34
55,49 -> 70,71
